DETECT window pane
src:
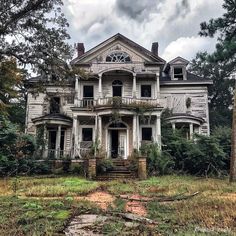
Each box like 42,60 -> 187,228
142,127 -> 152,141
83,86 -> 94,98
50,97 -> 60,113
141,85 -> 151,97
82,128 -> 93,141
174,67 -> 183,80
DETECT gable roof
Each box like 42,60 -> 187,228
71,33 -> 166,65
168,56 -> 189,65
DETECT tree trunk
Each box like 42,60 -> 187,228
230,90 -> 236,182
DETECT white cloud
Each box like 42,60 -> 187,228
162,36 -> 216,61
63,0 -> 224,60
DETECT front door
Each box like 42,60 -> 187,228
109,130 -> 127,158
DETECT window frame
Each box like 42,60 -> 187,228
140,84 -> 152,98
173,66 -> 184,80
81,127 -> 94,142
141,127 -> 153,141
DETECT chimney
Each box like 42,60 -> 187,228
151,42 -> 159,56
77,43 -> 85,57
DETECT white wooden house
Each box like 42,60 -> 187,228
25,33 -> 212,159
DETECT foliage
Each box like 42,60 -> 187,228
97,159 -> 114,174
199,0 -> 236,70
0,0 -> 73,78
140,143 -> 175,176
162,129 -> 230,176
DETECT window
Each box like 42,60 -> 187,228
141,85 -> 151,98
50,97 -> 60,113
112,80 -> 123,97
82,128 -> 93,141
83,85 -> 94,98
106,52 -> 131,62
142,127 -> 152,141
173,67 -> 183,80
66,95 -> 74,104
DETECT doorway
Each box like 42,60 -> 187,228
112,80 -> 122,97
109,129 -> 127,159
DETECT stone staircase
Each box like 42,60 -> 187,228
96,159 -> 137,180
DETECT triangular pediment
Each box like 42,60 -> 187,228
71,33 -> 165,65
168,56 -> 189,65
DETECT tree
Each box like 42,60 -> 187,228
189,52 -> 234,128
198,0 -> 236,181
199,0 -> 236,73
0,0 -> 73,77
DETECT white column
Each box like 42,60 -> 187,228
156,73 -> 160,100
137,115 -> 140,150
172,123 -> 176,130
74,76 -> 79,106
73,116 -> 78,158
132,73 -> 137,98
133,115 -> 137,149
43,124 -> 48,158
156,116 -> 161,149
98,116 -> 102,147
56,125 -> 61,158
98,74 -> 102,98
189,123 -> 194,139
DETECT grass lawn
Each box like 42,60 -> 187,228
0,175 -> 235,235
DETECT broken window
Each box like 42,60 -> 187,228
82,128 -> 93,141
142,127 -> 152,141
173,67 -> 184,80
50,97 -> 60,113
141,85 -> 151,98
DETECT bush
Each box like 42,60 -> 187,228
141,143 -> 174,176
97,159 -> 114,174
162,129 -> 229,177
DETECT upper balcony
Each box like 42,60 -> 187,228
74,97 -> 165,111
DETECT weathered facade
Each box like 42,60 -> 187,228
25,34 -> 212,160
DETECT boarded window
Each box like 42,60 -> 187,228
82,128 -> 93,141
141,85 -> 151,97
142,127 -> 152,141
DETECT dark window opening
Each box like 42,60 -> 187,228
112,80 -> 122,97
60,131 -> 65,151
141,85 -> 151,98
48,130 -> 57,150
83,86 -> 94,98
174,67 -> 183,80
66,95 -> 74,104
142,127 -> 152,141
50,97 -> 60,114
82,128 -> 93,141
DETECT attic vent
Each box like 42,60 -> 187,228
106,52 -> 131,63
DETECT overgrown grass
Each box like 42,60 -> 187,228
0,175 -> 235,235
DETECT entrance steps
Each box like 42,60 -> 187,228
96,159 -> 137,180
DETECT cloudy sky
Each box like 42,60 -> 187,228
63,0 -> 224,62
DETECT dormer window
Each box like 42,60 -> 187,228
173,67 -> 184,80
106,52 -> 131,63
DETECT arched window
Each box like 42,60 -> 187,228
106,52 -> 131,62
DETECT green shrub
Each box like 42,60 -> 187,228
97,159 -> 114,174
141,143 -> 174,176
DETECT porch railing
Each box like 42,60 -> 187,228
77,97 -> 165,109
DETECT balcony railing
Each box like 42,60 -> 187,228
76,97 -> 164,109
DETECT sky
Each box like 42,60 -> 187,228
62,0 -> 224,62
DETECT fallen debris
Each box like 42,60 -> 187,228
119,192 -> 200,202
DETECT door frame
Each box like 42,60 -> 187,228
106,121 -> 129,159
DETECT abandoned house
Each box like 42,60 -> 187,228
25,33 -> 212,160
